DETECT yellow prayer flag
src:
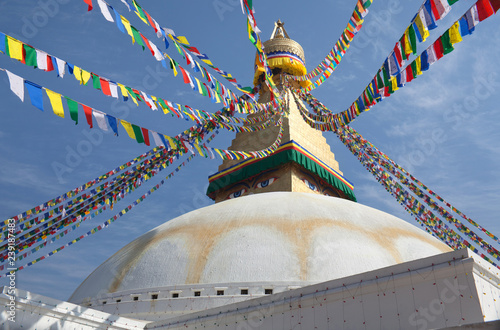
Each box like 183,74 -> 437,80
164,135 -> 176,150
73,66 -> 90,85
449,22 -> 462,45
185,112 -> 196,122
46,89 -> 65,118
7,36 -> 23,61
196,78 -> 203,95
391,77 -> 398,92
403,30 -> 412,57
415,56 -> 422,76
81,69 -> 91,85
214,92 -> 221,104
201,59 -> 214,67
165,54 -> 177,76
175,36 -> 190,45
118,83 -> 128,99
158,101 -> 169,115
120,120 -> 136,139
127,90 -> 139,106
414,15 -> 429,42
194,143 -> 205,157
121,16 -> 135,43
74,66 -> 83,84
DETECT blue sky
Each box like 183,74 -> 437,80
0,0 -> 499,301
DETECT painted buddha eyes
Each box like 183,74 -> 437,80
302,178 -> 318,192
226,177 -> 278,199
228,188 -> 247,199
256,177 -> 276,188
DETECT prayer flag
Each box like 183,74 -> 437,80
6,70 -> 24,101
0,32 -> 5,54
25,80 -> 44,111
120,120 -> 135,139
93,111 -> 109,131
113,8 -> 126,33
7,36 -> 23,61
476,0 -> 495,20
24,45 -> 37,67
141,128 -> 150,146
100,78 -> 111,96
97,0 -> 114,22
82,105 -> 93,128
449,21 -> 462,44
83,0 -> 93,11
65,97 -> 79,125
131,124 -> 144,143
46,89 -> 65,118
106,115 -> 119,135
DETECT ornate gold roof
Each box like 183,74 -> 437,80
264,19 -> 305,64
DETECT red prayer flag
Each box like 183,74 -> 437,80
179,66 -> 191,84
46,55 -> 54,72
144,11 -> 156,31
476,0 -> 495,20
100,78 -> 111,96
141,128 -> 150,146
203,83 -> 212,98
140,33 -> 155,56
429,0 -> 440,20
434,38 -> 444,60
82,104 -> 93,128
406,65 -> 414,83
393,43 -> 403,67
83,0 -> 93,11
490,0 -> 500,12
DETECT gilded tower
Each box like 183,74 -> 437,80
207,20 -> 356,203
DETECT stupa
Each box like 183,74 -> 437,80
4,21 -> 500,330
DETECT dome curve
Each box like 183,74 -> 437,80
69,192 -> 450,303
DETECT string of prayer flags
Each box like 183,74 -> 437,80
239,0 -> 282,103
338,125 -> 500,268
1,118 -> 215,235
0,33 -> 276,129
331,0 -> 498,127
121,0 -> 255,99
0,129 -> 221,272
291,0 -> 372,86
3,146 -> 178,255
1,68 -> 194,151
294,87 -> 500,269
85,2 -> 255,110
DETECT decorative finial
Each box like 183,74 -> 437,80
270,19 -> 290,39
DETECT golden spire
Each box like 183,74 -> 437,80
207,21 -> 356,203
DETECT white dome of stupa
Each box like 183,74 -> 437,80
69,192 -> 451,305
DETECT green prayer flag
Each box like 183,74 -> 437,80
399,36 -> 407,61
408,25 -> 417,55
24,44 -> 37,67
411,61 -> 418,79
92,74 -> 101,90
441,31 -> 454,55
448,0 -> 459,4
65,97 -> 79,125
133,1 -> 148,21
125,86 -> 137,100
382,66 -> 390,86
132,124 -> 144,144
200,83 -> 208,96
366,88 -> 374,104
376,70 -> 384,88
131,26 -> 145,50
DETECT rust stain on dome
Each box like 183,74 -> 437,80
108,211 -> 449,292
